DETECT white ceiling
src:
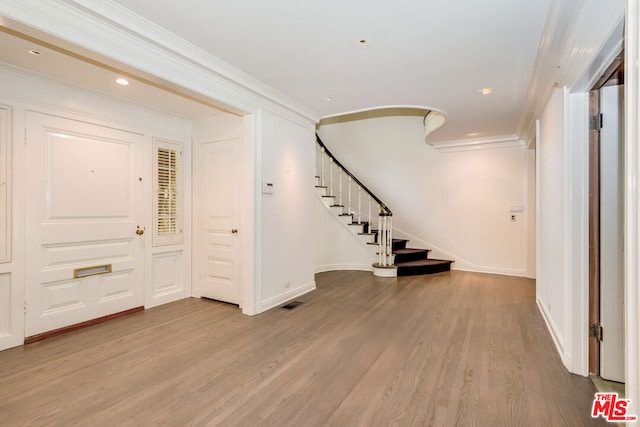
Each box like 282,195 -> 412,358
0,0 -> 552,142
0,30 -> 217,119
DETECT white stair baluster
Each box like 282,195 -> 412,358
382,216 -> 386,266
329,158 -> 334,196
368,196 -> 371,227
357,187 -> 362,224
339,169 -> 343,206
387,216 -> 393,265
320,147 -> 325,187
378,212 -> 382,266
348,176 -> 352,214
315,144 -> 319,179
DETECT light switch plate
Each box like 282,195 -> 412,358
262,181 -> 274,194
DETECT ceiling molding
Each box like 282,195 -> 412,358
0,0 -> 320,125
429,134 -> 525,153
517,0 -> 625,148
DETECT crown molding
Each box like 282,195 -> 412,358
0,0 -> 320,125
517,0 -> 625,148
429,134 -> 525,153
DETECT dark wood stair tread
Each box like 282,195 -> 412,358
396,259 -> 453,276
396,259 -> 451,267
393,248 -> 430,255
393,247 -> 431,263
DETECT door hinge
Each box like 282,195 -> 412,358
590,322 -> 604,342
23,299 -> 27,313
590,113 -> 603,132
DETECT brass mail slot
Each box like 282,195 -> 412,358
73,264 -> 112,278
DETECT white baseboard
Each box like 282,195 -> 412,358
536,296 -> 571,369
314,263 -> 373,274
259,280 -> 316,313
393,227 -> 527,277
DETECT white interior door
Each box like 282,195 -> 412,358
599,84 -> 625,382
196,138 -> 241,305
25,112 -> 145,337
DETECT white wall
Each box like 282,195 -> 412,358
256,109 -> 316,311
536,87 -> 569,364
527,149 -> 537,279
317,116 -> 530,276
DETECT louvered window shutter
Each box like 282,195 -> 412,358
153,140 -> 183,246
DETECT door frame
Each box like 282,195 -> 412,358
588,87 -> 601,376
194,136 -> 242,306
588,54 -> 625,377
191,113 -> 257,315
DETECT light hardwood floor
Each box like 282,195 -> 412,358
0,270 -> 606,426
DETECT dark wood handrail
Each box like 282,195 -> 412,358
316,134 -> 392,216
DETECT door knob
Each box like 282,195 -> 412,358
231,228 -> 238,234
136,226 -> 145,236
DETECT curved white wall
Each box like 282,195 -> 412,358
317,116 -> 531,276
314,195 -> 376,273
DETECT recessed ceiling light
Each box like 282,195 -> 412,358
28,49 -> 41,56
476,87 -> 494,95
467,132 -> 480,136
352,35 -> 374,49
116,78 -> 130,86
326,96 -> 334,102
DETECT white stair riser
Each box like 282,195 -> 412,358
358,234 -> 376,244
321,197 -> 336,207
338,215 -> 353,225
348,224 -> 366,234
373,266 -> 398,277
329,206 -> 344,215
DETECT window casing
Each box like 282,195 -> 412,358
153,139 -> 182,246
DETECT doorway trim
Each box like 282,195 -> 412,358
588,54 -> 625,378
561,16 -> 626,378
624,0 -> 640,417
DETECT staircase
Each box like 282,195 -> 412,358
392,239 -> 453,276
316,134 -> 454,277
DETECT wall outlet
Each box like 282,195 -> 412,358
284,281 -> 290,289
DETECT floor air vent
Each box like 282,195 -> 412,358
282,301 -> 303,310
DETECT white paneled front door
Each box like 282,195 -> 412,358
196,138 -> 241,305
25,112 -> 145,337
